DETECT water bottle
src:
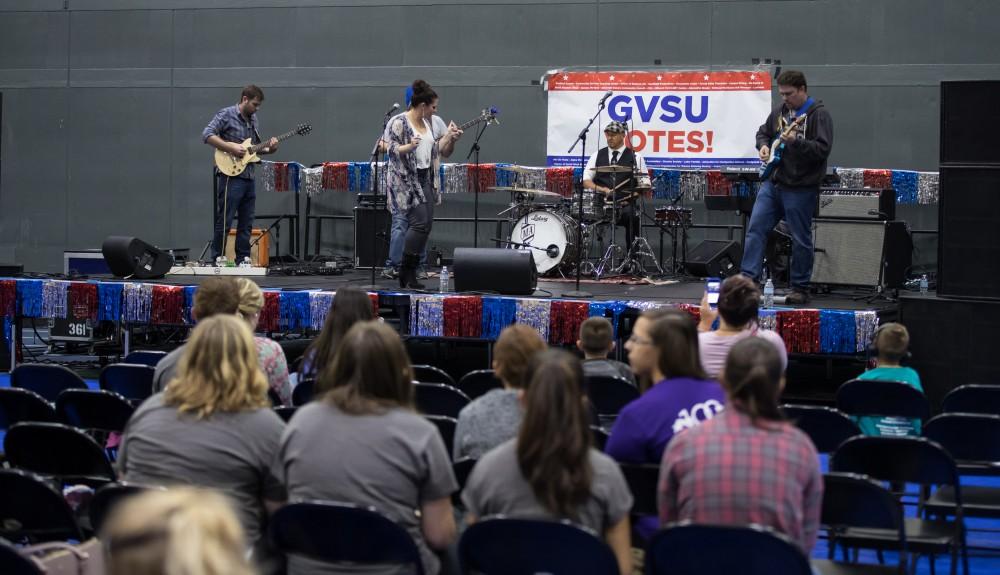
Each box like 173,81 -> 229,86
439,266 -> 450,293
919,274 -> 929,295
763,278 -> 775,309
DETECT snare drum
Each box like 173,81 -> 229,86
509,209 -> 579,274
569,190 -> 606,221
654,206 -> 693,226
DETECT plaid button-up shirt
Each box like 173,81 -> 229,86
658,408 -> 823,553
203,104 -> 260,180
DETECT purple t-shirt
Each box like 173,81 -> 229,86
605,376 -> 726,540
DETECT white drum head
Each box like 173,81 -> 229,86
510,210 -> 568,273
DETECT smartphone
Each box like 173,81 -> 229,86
706,277 -> 721,309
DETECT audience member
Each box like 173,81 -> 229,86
236,278 -> 292,406
463,349 -> 633,575
152,277 -> 240,393
659,337 -> 823,554
577,316 -> 637,386
854,322 -> 923,436
118,315 -> 286,552
697,274 -> 787,379
102,487 -> 256,575
280,321 -> 456,575
453,324 -> 547,460
298,286 -> 375,380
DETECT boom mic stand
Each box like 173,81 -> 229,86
466,120 -> 491,248
359,104 -> 397,290
562,94 -> 609,299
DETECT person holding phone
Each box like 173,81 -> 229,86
697,275 -> 787,379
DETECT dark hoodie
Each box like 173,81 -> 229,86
755,100 -> 833,188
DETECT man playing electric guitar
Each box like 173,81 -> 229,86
202,85 -> 279,264
584,120 -> 648,249
740,70 -> 833,305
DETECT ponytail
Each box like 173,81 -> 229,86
721,337 -> 785,426
517,349 -> 592,520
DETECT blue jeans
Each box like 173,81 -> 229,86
211,174 -> 255,261
741,180 -> 818,290
386,211 -> 428,269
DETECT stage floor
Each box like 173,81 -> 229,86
123,267 -> 899,316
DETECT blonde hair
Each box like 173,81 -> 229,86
235,278 -> 264,320
165,315 -> 269,418
102,487 -> 255,575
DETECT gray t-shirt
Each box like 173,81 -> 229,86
151,345 -> 184,393
279,402 -> 458,575
117,393 -> 286,546
582,358 -> 637,386
462,439 -> 633,536
453,389 -> 521,461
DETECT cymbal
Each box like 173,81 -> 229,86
496,165 -> 536,174
489,186 -> 563,197
593,165 -> 634,173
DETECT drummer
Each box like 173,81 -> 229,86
583,120 -> 648,248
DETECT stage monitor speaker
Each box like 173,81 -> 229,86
101,236 -> 173,279
811,219 -> 911,289
682,240 -> 742,278
941,81 -> 1000,165
354,207 -> 391,269
937,166 -> 1000,299
453,248 -> 537,295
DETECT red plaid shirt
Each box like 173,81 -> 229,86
658,408 -> 823,553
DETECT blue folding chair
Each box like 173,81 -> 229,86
782,404 -> 862,453
456,369 -> 503,400
414,382 -> 470,418
0,388 -> 58,431
270,501 -> 425,574
56,389 -> 135,433
4,422 -> 116,486
424,415 -> 457,461
123,350 -> 168,367
412,364 -> 457,387
11,363 -> 87,403
99,363 -> 155,404
0,469 -> 84,543
645,523 -> 812,575
460,516 -> 620,575
942,384 -> 1000,416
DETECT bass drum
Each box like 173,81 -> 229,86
509,210 -> 578,275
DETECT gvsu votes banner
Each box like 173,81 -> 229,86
546,71 -> 771,168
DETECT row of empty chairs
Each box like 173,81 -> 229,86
5,362 -> 153,403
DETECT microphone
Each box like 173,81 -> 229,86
598,91 -> 613,106
384,102 -> 400,117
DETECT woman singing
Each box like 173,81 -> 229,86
383,79 -> 461,289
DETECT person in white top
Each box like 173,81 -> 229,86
583,121 -> 648,248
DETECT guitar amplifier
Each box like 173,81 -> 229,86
354,207 -> 391,269
817,187 -> 896,220
811,219 -> 911,288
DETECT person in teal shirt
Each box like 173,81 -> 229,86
854,322 -> 923,436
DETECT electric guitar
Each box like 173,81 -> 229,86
758,114 -> 806,181
438,106 -> 500,141
214,123 -> 312,177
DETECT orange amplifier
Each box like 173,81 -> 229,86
225,228 -> 269,266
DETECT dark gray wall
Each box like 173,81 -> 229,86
1,0 -> 996,272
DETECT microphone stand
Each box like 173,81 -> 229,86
562,98 -> 606,299
465,120 -> 491,248
360,108 -> 395,290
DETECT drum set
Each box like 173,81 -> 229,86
493,165 -> 693,278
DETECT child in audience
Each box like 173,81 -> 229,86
298,286 -> 375,380
463,349 -> 634,575
453,324 -> 547,460
235,278 -> 292,406
854,322 -> 924,436
102,487 -> 255,575
280,321 -> 457,575
578,316 -> 637,386
118,315 -> 286,555
659,337 -> 823,554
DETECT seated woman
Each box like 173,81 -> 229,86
280,320 -> 457,575
453,324 -> 547,460
659,337 -> 823,554
462,349 -> 633,575
697,274 -> 787,379
235,277 -> 292,405
102,487 -> 255,575
298,285 -> 375,381
118,315 -> 286,553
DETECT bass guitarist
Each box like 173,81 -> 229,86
741,70 -> 833,305
203,85 -> 279,264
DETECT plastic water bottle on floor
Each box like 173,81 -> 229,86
763,278 -> 775,309
440,266 -> 450,293
919,274 -> 929,295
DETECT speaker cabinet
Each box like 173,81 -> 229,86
354,207 -> 391,269
224,228 -> 269,266
453,248 -> 537,295
101,236 -> 173,279
937,167 -> 1000,299
683,240 -> 742,278
941,81 -> 1000,165
811,219 -> 911,289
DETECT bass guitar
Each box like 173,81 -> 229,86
758,114 -> 807,181
438,106 -> 500,141
214,123 -> 312,177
